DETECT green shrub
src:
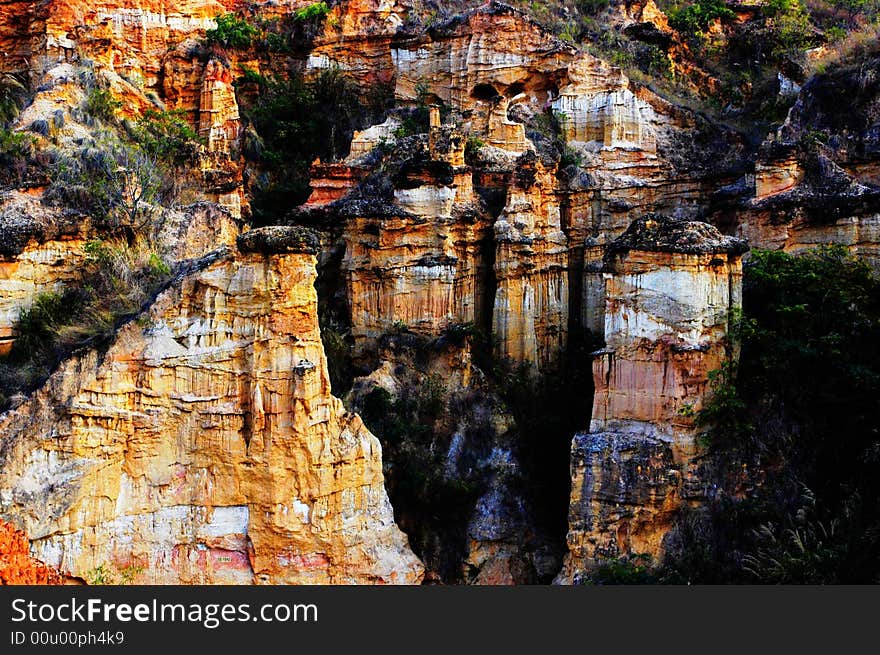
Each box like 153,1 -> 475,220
770,3 -> 814,60
578,555 -> 657,584
0,127 -> 35,160
741,488 -> 849,584
241,68 -> 386,222
85,563 -> 144,585
11,292 -> 75,361
263,31 -> 291,53
825,25 -> 848,42
763,0 -> 797,16
668,0 -> 735,37
464,136 -> 486,158
84,88 -> 122,123
675,246 -> 880,583
49,139 -> 164,233
206,13 -> 259,49
0,126 -> 42,187
391,81 -> 432,139
575,0 -> 610,16
441,321 -> 481,346
321,319 -> 354,393
293,1 -> 330,21
133,109 -> 202,164
0,239 -> 173,410
637,44 -> 673,78
560,145 -> 583,167
358,375 -> 483,581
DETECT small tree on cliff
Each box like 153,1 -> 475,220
51,138 -> 164,237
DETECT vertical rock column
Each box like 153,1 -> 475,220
492,156 -> 569,369
561,215 -> 747,581
198,58 -> 245,218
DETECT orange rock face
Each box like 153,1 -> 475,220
0,520 -> 63,585
3,0 -> 879,586
340,129 -> 494,362
333,2 -> 745,370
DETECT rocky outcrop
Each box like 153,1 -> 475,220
0,192 -> 89,356
314,3 -> 744,372
0,520 -> 64,585
0,196 -> 239,358
3,0 -> 878,587
308,0 -> 408,85
717,54 -> 880,269
0,228 -> 423,584
559,216 -> 746,581
198,58 -> 241,154
337,128 -> 493,363
492,157 -> 569,367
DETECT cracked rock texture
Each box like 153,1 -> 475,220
0,233 -> 422,584
1,0 -> 879,585
558,217 -> 746,582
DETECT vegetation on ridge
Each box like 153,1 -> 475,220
0,238 -> 172,413
237,67 -> 392,223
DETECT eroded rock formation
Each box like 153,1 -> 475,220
0,228 -> 422,584
714,52 -> 880,269
559,216 -> 747,581
1,0 -> 878,585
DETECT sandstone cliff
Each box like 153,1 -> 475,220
0,228 -> 422,584
0,519 -> 64,584
1,0 -> 878,585
559,216 -> 747,581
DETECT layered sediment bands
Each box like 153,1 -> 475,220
0,192 -> 89,356
717,54 -> 880,268
39,0 -> 235,81
552,57 -> 657,154
492,162 -> 569,367
344,207 -> 492,361
369,3 -> 746,369
0,229 -> 423,584
734,201 -> 880,270
559,217 -> 746,581
198,58 -> 241,155
392,2 -> 572,112
4,0 -> 879,587
338,130 -> 495,362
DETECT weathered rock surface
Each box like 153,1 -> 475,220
2,0 -> 879,586
716,54 -> 880,268
0,193 -> 88,353
0,231 -> 423,584
0,197 -> 239,357
0,519 -> 64,585
558,216 -> 746,582
324,2 -> 748,371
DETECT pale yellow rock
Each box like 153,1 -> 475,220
0,239 -> 423,584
